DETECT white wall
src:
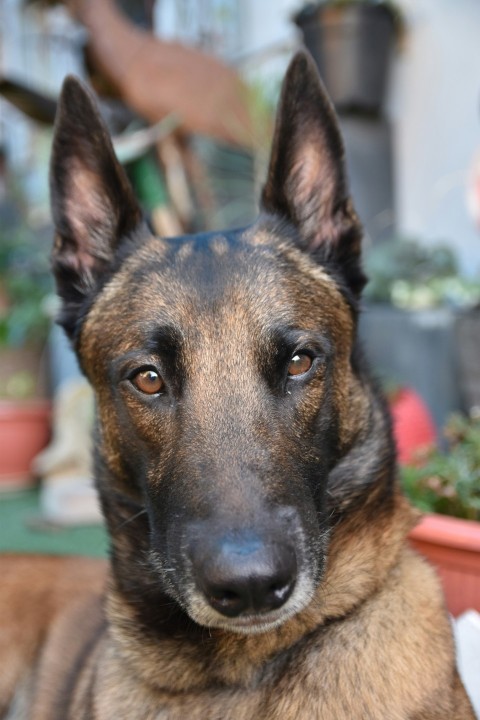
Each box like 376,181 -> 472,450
236,0 -> 299,82
392,0 -> 480,276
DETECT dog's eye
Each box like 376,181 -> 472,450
131,368 -> 164,395
287,353 -> 313,377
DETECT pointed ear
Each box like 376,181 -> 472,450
261,52 -> 365,296
49,76 -> 142,338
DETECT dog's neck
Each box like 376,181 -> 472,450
104,491 -> 416,694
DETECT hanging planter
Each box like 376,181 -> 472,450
293,1 -> 400,114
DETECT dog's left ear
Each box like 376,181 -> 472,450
49,76 -> 142,338
261,52 -> 365,296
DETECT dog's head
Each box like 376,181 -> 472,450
50,53 -> 394,635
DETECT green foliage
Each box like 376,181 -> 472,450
401,413 -> 480,521
364,238 -> 480,310
0,225 -> 53,348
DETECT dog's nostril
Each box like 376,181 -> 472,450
208,588 -> 246,617
206,574 -> 296,618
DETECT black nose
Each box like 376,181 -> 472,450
191,536 -> 297,618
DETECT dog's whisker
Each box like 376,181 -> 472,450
115,508 -> 148,530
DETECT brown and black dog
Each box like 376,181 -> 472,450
0,53 -> 475,719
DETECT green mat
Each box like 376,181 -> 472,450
0,488 -> 108,557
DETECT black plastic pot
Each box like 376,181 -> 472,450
456,308 -> 480,412
294,2 -> 397,114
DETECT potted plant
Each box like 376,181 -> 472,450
293,0 -> 403,114
360,237 -> 480,431
363,237 -> 480,311
0,223 -> 53,489
402,413 -> 480,616
360,238 -> 480,614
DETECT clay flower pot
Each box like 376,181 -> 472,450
0,399 -> 51,490
409,514 -> 480,616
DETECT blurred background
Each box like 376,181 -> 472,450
0,0 -> 479,598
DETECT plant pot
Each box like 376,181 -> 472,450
409,514 -> 480,616
359,305 -> 462,431
294,3 -> 396,114
0,399 -> 51,490
455,308 -> 480,412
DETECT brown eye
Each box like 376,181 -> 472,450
287,353 -> 313,377
131,368 -> 164,395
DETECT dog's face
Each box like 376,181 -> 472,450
50,54 -> 372,634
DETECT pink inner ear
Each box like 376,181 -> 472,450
290,142 -> 341,248
65,158 -> 115,270
292,149 -> 322,206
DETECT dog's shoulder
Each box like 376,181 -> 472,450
0,554 -> 107,606
0,555 -> 107,715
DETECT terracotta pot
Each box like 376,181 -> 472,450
409,514 -> 480,616
0,400 -> 51,490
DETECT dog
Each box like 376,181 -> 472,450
0,52 -> 475,719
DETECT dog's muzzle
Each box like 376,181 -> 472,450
189,533 -> 298,618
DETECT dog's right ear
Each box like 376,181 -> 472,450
50,76 -> 142,339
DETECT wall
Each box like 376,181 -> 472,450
391,0 -> 480,276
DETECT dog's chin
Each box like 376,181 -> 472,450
183,578 -> 317,636
205,608 -> 300,636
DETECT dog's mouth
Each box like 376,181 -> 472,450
148,510 -> 328,635
179,562 -> 318,636
148,543 -> 319,635
216,611 -> 297,635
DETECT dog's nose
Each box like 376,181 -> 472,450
191,536 -> 297,617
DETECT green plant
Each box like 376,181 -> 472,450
364,237 -> 480,310
401,412 -> 480,521
0,224 -> 53,349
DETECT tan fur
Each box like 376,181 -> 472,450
0,495 -> 473,718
